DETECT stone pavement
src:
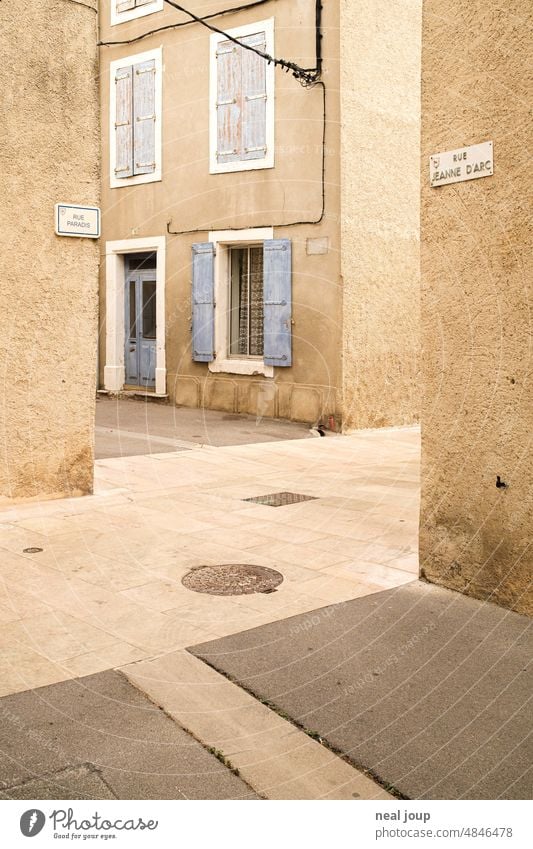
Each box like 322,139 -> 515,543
189,582 -> 533,800
0,426 -> 419,698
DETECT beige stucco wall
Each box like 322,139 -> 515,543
340,0 -> 422,430
0,0 -> 100,500
420,1 -> 532,615
99,0 -> 342,426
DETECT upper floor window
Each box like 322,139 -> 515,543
109,48 -> 162,188
210,19 -> 275,174
112,0 -> 164,27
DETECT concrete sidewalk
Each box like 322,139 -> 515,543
189,582 -> 533,800
0,670 -> 258,799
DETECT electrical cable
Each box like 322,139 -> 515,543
166,80 -> 326,236
162,0 -> 319,84
99,0 -> 273,47
101,0 -> 322,88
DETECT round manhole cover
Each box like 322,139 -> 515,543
182,564 -> 283,596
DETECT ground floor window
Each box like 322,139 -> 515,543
229,245 -> 264,358
192,230 -> 292,375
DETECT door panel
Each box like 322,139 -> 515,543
124,268 -> 156,387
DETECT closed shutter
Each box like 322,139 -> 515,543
133,58 -> 156,175
216,40 -> 241,165
241,33 -> 267,161
114,65 -> 134,179
263,240 -> 292,367
192,243 -> 215,363
117,1 -> 154,10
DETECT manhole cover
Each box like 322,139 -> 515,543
182,564 -> 283,596
242,491 -> 318,507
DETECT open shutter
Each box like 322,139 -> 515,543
133,58 -> 156,175
114,65 -> 133,179
216,40 -> 241,165
263,240 -> 292,367
192,243 -> 215,363
241,32 -> 267,162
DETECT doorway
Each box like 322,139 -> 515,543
124,252 -> 157,389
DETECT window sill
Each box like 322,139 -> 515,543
208,358 -> 274,378
111,1 -> 164,26
110,172 -> 162,190
209,158 -> 275,175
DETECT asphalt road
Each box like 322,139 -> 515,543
95,396 -> 312,459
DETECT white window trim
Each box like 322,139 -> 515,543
208,228 -> 274,377
111,0 -> 164,27
209,18 -> 275,175
109,47 -> 163,189
104,236 -> 167,395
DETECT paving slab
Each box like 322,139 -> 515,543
189,581 -> 533,800
0,669 -> 258,800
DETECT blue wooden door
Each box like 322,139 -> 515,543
125,269 -> 156,388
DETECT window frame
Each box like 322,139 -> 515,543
111,0 -> 164,27
208,227 -> 274,377
209,18 -> 275,175
109,47 -> 163,189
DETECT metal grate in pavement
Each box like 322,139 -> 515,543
242,491 -> 318,507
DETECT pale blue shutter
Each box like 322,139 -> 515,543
192,243 -> 215,363
114,65 -> 133,179
133,58 -> 156,175
263,239 -> 292,367
216,40 -> 241,165
241,32 -> 267,162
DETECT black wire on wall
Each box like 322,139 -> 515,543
100,1 -> 273,47
166,80 -> 326,236
101,0 -> 326,233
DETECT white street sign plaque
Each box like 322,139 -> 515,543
429,141 -> 493,187
55,203 -> 100,238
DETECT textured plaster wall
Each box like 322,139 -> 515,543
420,1 -> 532,614
0,0 -> 100,499
99,0 -> 342,426
340,0 -> 422,430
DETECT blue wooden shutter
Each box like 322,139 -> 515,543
192,243 -> 215,363
263,239 -> 292,367
114,65 -> 133,179
133,58 -> 156,175
241,32 -> 267,162
216,40 -> 241,165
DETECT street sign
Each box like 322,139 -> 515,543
429,141 -> 493,187
55,203 -> 100,238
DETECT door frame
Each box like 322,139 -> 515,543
104,236 -> 166,395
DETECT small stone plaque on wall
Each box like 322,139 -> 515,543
306,237 -> 329,255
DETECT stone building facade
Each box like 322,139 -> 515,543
98,0 -> 421,430
0,0 -> 100,500
420,0 -> 532,615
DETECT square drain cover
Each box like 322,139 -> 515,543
242,491 -> 318,507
